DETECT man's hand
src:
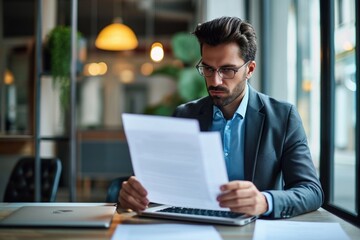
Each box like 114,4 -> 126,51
217,180 -> 268,216
118,176 -> 149,211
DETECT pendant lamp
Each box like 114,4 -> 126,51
95,17 -> 138,51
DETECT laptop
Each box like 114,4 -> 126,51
139,204 -> 257,226
0,205 -> 116,228
122,114 -> 257,226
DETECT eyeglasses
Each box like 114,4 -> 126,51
196,60 -> 249,79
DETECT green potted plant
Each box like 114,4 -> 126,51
145,32 -> 207,116
46,26 -> 82,111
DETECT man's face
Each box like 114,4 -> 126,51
201,42 -> 255,108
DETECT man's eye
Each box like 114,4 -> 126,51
220,68 -> 233,73
205,67 -> 214,72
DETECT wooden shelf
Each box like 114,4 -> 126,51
0,135 -> 33,140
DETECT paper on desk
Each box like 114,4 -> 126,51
253,220 -> 350,240
122,113 -> 229,211
111,223 -> 223,240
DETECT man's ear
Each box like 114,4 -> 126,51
246,61 -> 256,79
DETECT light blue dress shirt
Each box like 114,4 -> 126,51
209,83 -> 273,216
210,85 -> 248,181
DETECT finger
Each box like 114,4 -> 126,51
122,177 -> 148,201
127,176 -> 148,196
217,187 -> 253,202
219,197 -> 254,209
220,194 -> 268,216
119,185 -> 149,209
118,176 -> 149,210
220,198 -> 259,215
220,180 -> 252,191
122,182 -> 149,205
119,193 -> 147,211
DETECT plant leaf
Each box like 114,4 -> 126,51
171,32 -> 201,66
177,68 -> 207,101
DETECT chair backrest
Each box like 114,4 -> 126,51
3,157 -> 62,202
105,176 -> 129,203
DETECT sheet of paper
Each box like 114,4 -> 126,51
111,223 -> 223,240
253,220 -> 350,240
122,113 -> 229,210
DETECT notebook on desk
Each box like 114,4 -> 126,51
0,205 -> 116,228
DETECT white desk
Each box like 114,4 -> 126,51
0,203 -> 359,240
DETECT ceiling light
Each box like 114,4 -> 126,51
150,42 -> 164,62
4,69 -> 14,85
95,18 -> 138,51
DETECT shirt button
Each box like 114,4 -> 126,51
225,152 -> 229,156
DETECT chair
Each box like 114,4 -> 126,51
105,176 -> 130,203
3,157 -> 62,202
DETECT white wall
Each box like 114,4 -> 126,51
42,0 -> 57,39
269,1 -> 291,101
249,0 -> 292,99
205,0 -> 246,21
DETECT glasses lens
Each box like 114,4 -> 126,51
198,66 -> 212,77
196,66 -> 201,75
197,66 -> 237,79
219,68 -> 235,79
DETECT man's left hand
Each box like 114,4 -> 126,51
217,180 -> 268,216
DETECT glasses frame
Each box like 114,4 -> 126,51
195,59 -> 250,79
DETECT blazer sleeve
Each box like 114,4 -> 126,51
264,105 -> 324,219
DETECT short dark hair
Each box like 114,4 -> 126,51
193,16 -> 257,62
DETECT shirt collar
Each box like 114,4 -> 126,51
213,82 -> 249,120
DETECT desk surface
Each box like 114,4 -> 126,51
0,203 -> 359,240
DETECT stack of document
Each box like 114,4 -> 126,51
122,113 -> 229,211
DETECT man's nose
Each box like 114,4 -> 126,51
208,72 -> 223,85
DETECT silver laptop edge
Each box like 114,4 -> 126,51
140,205 -> 257,226
0,206 -> 116,228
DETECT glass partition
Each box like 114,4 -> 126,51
0,0 -> 35,136
333,0 -> 357,214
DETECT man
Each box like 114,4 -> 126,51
118,16 -> 324,219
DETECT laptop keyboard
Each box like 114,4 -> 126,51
158,207 -> 244,219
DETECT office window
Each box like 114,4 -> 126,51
287,0 -> 359,225
333,0 -> 356,214
264,0 -> 321,170
320,0 -> 359,227
290,0 -> 321,168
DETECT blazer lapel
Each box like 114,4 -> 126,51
244,86 -> 265,181
197,97 -> 213,131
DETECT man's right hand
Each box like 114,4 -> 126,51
118,176 -> 149,211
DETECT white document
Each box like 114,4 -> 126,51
122,113 -> 229,210
111,223 -> 223,240
253,220 -> 350,240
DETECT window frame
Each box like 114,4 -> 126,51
319,0 -> 360,227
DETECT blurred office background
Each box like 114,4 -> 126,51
0,0 -> 358,226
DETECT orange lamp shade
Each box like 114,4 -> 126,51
95,23 -> 138,51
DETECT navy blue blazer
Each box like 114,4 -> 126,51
173,84 -> 324,219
